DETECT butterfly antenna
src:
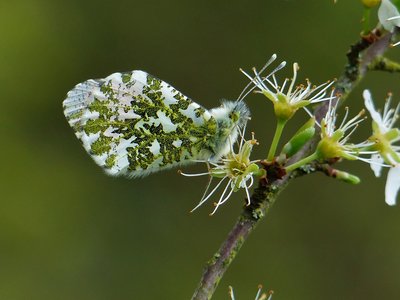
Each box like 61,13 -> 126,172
238,120 -> 247,150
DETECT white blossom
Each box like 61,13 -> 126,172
229,285 -> 273,300
378,0 -> 400,46
316,98 -> 375,162
240,56 -> 336,121
180,131 -> 263,215
363,89 -> 400,205
378,0 -> 400,31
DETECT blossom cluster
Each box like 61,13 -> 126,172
182,52 -> 400,213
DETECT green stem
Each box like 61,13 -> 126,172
285,152 -> 319,172
362,8 -> 371,35
267,119 -> 287,161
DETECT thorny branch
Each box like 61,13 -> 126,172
191,31 -> 394,300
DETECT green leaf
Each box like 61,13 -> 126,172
392,0 -> 400,11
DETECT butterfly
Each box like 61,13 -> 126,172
63,70 -> 250,177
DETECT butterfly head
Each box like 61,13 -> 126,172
229,100 -> 251,128
208,100 -> 251,160
211,100 -> 250,130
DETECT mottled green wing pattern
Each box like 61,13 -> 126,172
63,71 -> 218,177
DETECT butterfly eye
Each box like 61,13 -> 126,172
229,111 -> 240,123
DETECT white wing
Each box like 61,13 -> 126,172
63,70 -> 215,177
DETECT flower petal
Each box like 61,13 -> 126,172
371,153 -> 384,177
378,0 -> 400,31
363,90 -> 383,126
385,166 -> 400,205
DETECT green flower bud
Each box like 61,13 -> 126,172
272,97 -> 297,121
362,0 -> 381,8
316,131 -> 346,160
334,169 -> 361,184
282,118 -> 316,157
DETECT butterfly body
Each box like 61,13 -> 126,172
63,70 -> 250,177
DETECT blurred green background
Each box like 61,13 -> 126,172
2,0 -> 400,299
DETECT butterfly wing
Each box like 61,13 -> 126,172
63,71 -> 218,177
